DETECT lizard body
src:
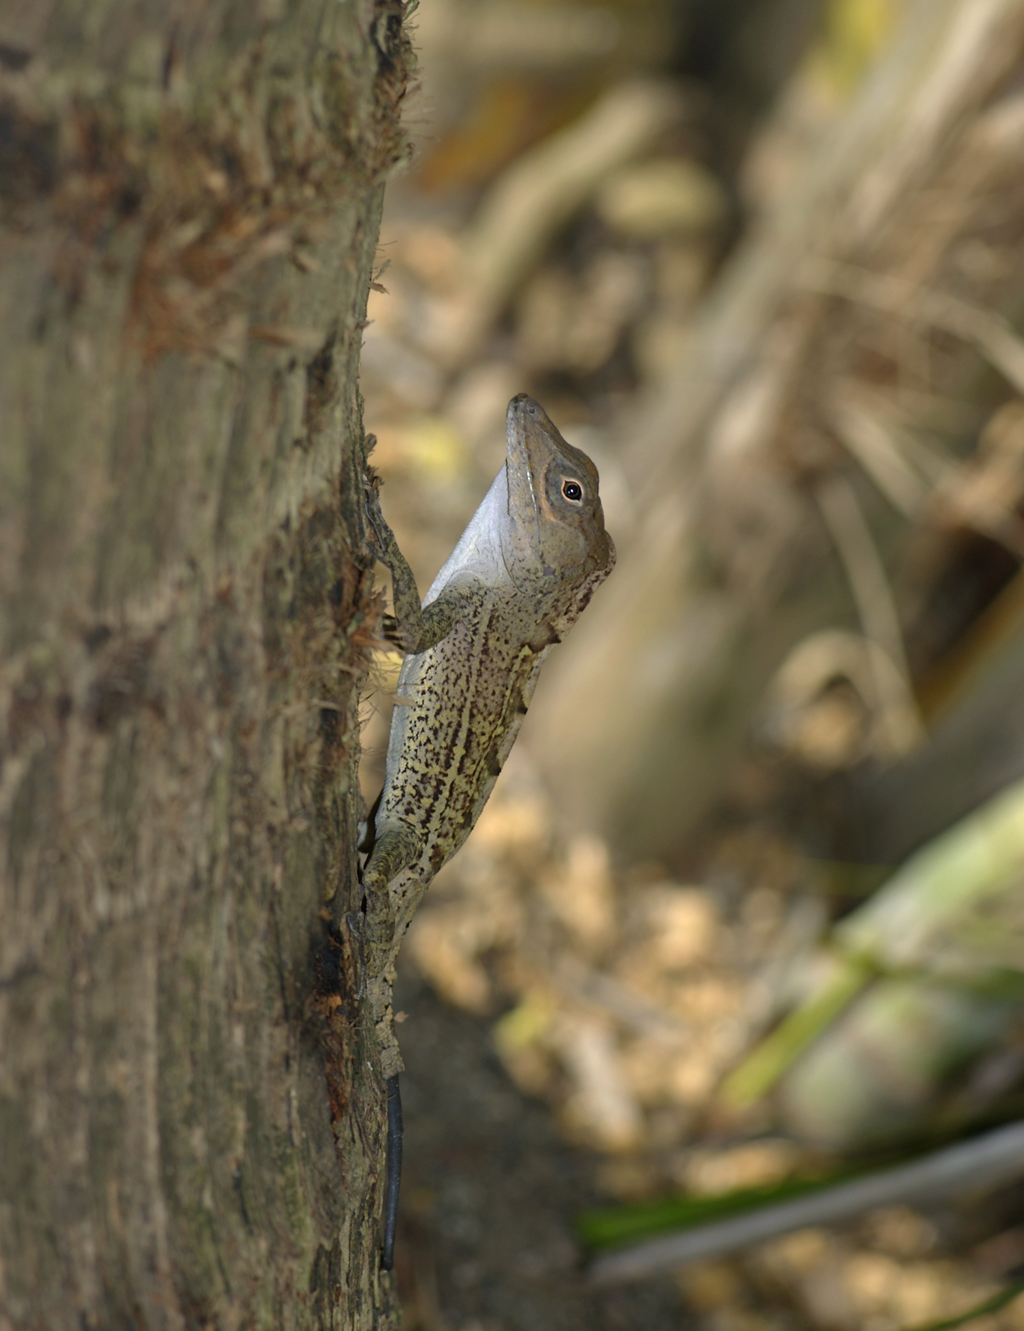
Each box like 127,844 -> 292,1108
358,394 -> 615,1265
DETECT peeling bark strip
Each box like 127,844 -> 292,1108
0,3 -> 410,1328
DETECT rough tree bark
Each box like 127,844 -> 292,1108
0,2 -> 409,1327
528,0 -> 1024,864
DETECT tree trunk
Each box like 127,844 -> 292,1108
527,0 -> 1024,865
0,3 -> 408,1326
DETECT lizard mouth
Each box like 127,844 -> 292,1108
504,395 -> 546,586
506,393 -> 544,510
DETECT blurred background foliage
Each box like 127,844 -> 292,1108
360,0 -> 1024,1326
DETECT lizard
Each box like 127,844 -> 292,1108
355,392 -> 616,1267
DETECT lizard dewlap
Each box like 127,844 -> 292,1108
360,394 -> 615,1081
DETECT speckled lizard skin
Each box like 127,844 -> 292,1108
359,395 -> 615,1082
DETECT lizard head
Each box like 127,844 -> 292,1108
502,394 -> 615,595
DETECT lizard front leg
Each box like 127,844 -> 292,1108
364,478 -> 474,654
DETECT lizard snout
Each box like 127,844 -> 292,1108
508,392 -> 538,417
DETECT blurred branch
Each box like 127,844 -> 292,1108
815,473 -> 925,753
827,389 -> 931,519
801,255 -> 1024,397
553,955 -> 691,1042
447,79 -> 685,357
835,776 -> 1024,972
528,0 -> 1024,860
588,1119 -> 1024,1283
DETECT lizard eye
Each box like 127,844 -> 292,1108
562,480 -> 583,502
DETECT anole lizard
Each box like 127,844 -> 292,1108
357,393 -> 615,1267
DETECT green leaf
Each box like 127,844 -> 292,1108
719,956 -> 875,1109
577,1168 -> 863,1251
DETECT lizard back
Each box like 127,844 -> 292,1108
381,578 -> 550,880
370,394 -> 615,936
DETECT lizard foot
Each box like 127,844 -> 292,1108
380,612 -> 413,653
